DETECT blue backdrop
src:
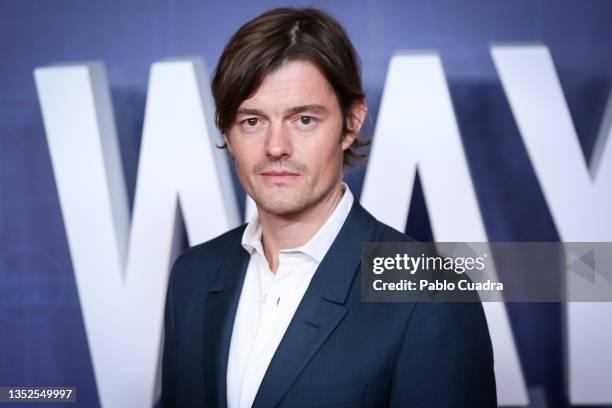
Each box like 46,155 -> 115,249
1,1 -> 611,407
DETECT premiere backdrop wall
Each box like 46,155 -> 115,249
1,1 -> 611,407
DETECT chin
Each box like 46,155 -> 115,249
257,198 -> 310,216
250,188 -> 310,216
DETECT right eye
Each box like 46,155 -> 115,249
244,118 -> 259,127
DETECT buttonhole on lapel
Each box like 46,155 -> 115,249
276,297 -> 280,306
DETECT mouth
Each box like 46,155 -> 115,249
259,170 -> 301,184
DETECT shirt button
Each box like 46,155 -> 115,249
259,294 -> 267,303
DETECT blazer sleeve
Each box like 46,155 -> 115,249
160,259 -> 179,408
389,300 -> 497,407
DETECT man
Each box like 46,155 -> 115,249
161,7 -> 496,407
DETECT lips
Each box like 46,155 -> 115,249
260,170 -> 300,183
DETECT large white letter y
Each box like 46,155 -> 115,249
493,45 -> 612,404
361,53 -> 529,406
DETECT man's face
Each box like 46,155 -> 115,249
225,59 -> 358,216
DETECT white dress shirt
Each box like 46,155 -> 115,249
226,183 -> 354,408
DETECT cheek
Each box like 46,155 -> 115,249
232,152 -> 253,182
233,145 -> 255,166
305,140 -> 342,175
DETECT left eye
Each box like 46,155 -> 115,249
299,116 -> 314,125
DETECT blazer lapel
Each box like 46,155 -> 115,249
252,202 -> 378,407
202,232 -> 250,408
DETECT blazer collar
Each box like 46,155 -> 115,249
208,225 -> 249,293
311,199 -> 378,304
202,228 -> 249,407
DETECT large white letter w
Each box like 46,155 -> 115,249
35,60 -> 239,407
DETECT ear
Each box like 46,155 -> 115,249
341,99 -> 368,151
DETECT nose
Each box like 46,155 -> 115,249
264,122 -> 292,160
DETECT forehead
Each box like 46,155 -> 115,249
238,60 -> 338,111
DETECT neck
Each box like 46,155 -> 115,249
258,182 -> 345,273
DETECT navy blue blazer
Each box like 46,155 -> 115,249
161,201 -> 497,407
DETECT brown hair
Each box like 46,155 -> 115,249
211,7 -> 369,166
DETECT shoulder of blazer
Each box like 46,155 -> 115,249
346,200 -> 417,244
169,223 -> 248,290
370,216 -> 418,244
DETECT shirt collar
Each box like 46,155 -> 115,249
241,183 -> 354,263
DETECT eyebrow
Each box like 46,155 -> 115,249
235,104 -> 329,117
286,104 -> 329,115
236,108 -> 266,117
